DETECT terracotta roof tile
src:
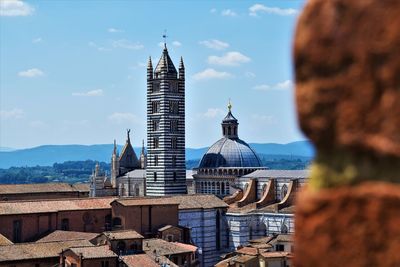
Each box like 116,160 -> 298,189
68,245 -> 117,259
260,251 -> 292,258
122,254 -> 159,267
0,183 -> 89,195
236,247 -> 259,256
103,229 -> 144,240
115,194 -> 227,210
143,238 -> 197,256
0,197 -> 115,215
36,230 -> 98,243
0,240 -> 92,262
0,233 -> 12,246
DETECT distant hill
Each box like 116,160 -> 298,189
0,141 -> 314,169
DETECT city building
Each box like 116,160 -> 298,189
193,103 -> 266,198
146,43 -> 187,196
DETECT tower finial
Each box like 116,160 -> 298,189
113,139 -> 117,154
162,29 -> 168,49
127,129 -> 131,143
228,98 -> 232,112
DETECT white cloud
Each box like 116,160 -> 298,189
198,108 -> 225,118
72,89 -> 104,97
253,80 -> 293,91
88,41 -> 110,52
0,0 -> 34,16
210,8 -> 217,13
112,39 -> 144,50
208,51 -> 251,66
172,41 -> 182,47
18,68 -> 44,78
221,9 -> 237,17
199,39 -> 229,50
193,68 -> 233,81
245,71 -> 256,78
108,27 -> 123,33
249,4 -> 298,16
32,37 -> 42,43
0,108 -> 24,119
108,112 -> 142,125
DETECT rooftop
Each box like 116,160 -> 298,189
0,182 -> 89,195
122,254 -> 160,267
115,194 -> 227,210
67,245 -> 118,259
102,229 -> 144,240
242,169 -> 309,179
0,233 -> 12,246
0,240 -> 92,262
143,238 -> 197,256
36,230 -> 98,243
0,197 -> 116,215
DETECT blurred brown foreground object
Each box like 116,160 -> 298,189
294,0 -> 400,266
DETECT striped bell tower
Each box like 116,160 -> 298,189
146,42 -> 187,196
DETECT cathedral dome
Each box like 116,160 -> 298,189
198,102 -> 262,169
198,137 -> 262,168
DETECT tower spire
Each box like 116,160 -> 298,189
127,129 -> 131,143
162,29 -> 168,49
228,98 -> 232,112
113,139 -> 117,155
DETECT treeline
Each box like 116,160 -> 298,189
0,160 -> 109,184
0,156 -> 311,185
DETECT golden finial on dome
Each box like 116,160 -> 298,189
228,98 -> 232,112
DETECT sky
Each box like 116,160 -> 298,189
0,0 -> 307,149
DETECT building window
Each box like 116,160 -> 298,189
154,155 -> 159,166
173,172 -> 177,181
152,101 -> 160,113
170,82 -> 178,92
154,172 -> 157,181
101,261 -> 110,267
153,82 -> 160,92
105,215 -> 112,231
276,244 -> 285,251
13,220 -> 22,243
152,120 -> 160,131
172,155 -> 177,167
113,217 -> 122,227
61,218 -> 69,231
169,101 -> 179,114
117,241 -> 126,254
171,137 -> 177,149
281,184 -> 288,200
153,137 -> 159,148
170,120 -> 178,133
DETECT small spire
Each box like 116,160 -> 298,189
228,98 -> 232,112
179,56 -> 184,69
147,56 -> 153,69
141,139 -> 145,153
127,129 -> 131,143
162,29 -> 168,49
113,139 -> 117,154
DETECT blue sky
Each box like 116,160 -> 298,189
0,0 -> 306,149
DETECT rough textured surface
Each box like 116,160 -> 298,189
294,182 -> 400,267
294,0 -> 400,158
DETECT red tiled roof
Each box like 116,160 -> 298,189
122,254 -> 159,267
36,230 -> 98,243
0,233 -> 12,246
0,183 -> 89,195
67,245 -> 117,259
237,246 -> 259,256
114,197 -> 179,207
260,251 -> 292,259
0,197 -> 116,215
143,238 -> 197,256
103,229 -> 144,240
0,240 -> 93,262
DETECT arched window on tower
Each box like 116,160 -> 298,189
228,127 -> 231,135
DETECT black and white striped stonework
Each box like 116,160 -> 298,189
145,46 -> 187,196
